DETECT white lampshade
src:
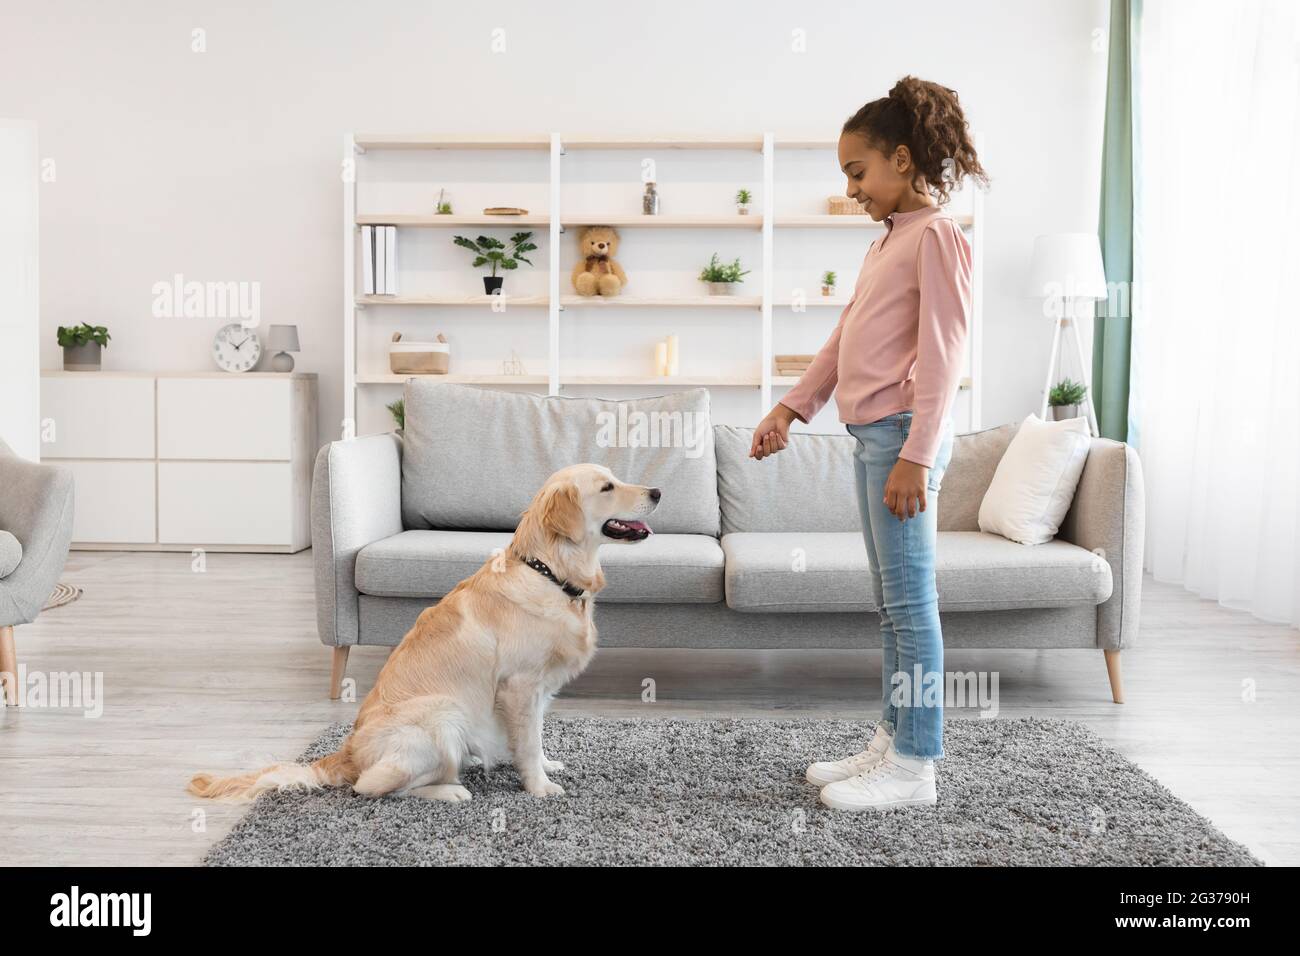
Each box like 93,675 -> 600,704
268,324 -> 300,352
1025,233 -> 1108,300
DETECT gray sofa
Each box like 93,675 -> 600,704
313,383 -> 1144,703
0,438 -> 75,707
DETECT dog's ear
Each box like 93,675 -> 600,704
541,481 -> 585,543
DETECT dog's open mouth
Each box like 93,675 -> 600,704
601,518 -> 652,541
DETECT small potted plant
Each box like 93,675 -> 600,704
1049,378 -> 1088,421
821,270 -> 837,296
435,188 -> 453,215
453,231 -> 537,295
735,188 -> 752,215
57,323 -> 111,371
386,398 -> 405,431
699,253 -> 751,295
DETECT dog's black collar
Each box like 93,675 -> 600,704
523,557 -> 586,600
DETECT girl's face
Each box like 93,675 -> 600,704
838,133 -> 915,221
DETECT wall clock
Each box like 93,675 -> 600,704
213,323 -> 262,373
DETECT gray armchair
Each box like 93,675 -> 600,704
0,438 -> 75,706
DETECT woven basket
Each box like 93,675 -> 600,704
827,196 -> 867,215
390,333 -> 450,374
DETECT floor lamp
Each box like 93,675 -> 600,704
1025,233 -> 1108,437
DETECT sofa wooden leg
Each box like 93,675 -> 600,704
1,625 -> 17,707
329,646 -> 351,700
1103,648 -> 1124,704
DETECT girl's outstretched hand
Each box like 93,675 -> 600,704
750,404 -> 796,460
884,458 -> 930,520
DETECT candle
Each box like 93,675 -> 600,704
666,334 -> 679,376
654,341 -> 668,376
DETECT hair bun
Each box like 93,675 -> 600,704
840,75 -> 989,205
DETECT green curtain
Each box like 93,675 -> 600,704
1093,0 -> 1141,441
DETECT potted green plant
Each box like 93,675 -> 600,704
435,188 -> 453,215
386,398 -> 405,431
1048,378 -> 1088,421
735,188 -> 752,216
699,253 -> 751,295
453,232 -> 537,295
821,270 -> 837,296
57,323 -> 111,371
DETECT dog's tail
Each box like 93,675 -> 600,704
188,748 -> 356,802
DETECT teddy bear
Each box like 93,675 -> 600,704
570,225 -> 627,296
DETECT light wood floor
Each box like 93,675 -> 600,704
2,549 -> 1296,866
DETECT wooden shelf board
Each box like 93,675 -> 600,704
560,135 -> 764,151
40,370 -> 317,380
357,213 -> 969,229
560,376 -> 760,387
561,295 -> 761,308
774,139 -> 840,150
356,214 -> 550,227
355,134 -> 551,150
355,134 -> 768,151
358,373 -> 762,388
775,213 -> 974,227
559,215 -> 762,229
772,375 -> 973,389
357,295 -> 549,307
357,374 -> 548,386
774,298 -> 852,308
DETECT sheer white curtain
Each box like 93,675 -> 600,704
1130,0 -> 1300,627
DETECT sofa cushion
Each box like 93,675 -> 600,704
934,530 -> 1112,610
356,530 -> 512,598
401,382 -> 720,535
978,414 -> 1091,545
356,530 -> 723,604
714,421 -> 1024,535
937,421 -> 1020,532
597,534 -> 724,603
714,425 -> 859,534
722,532 -> 875,613
721,530 -> 1112,613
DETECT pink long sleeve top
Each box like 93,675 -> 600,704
780,204 -> 972,468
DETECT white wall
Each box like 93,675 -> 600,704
0,0 -> 1108,445
0,119 -> 39,460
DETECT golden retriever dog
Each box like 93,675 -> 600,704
189,463 -> 659,803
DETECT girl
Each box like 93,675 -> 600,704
750,76 -> 987,812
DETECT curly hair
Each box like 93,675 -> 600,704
843,75 -> 989,205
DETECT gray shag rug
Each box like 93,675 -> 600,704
202,716 -> 1263,866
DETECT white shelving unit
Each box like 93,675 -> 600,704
342,133 -> 984,437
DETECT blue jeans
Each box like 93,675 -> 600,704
847,412 -> 954,761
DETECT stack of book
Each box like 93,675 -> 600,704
775,354 -> 814,376
361,225 -> 398,295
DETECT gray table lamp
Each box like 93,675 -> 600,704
268,325 -> 300,372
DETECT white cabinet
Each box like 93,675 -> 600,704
157,378 -> 293,460
59,460 -> 156,544
158,462 -> 295,545
41,375 -> 155,459
40,372 -> 317,552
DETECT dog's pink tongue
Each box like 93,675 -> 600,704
626,520 -> 652,534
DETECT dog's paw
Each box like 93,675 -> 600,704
541,758 -> 565,774
525,779 -> 566,798
410,784 -> 473,803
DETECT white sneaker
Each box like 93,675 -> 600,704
805,725 -> 894,787
819,745 -> 937,812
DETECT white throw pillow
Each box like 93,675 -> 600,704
978,414 -> 1091,545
